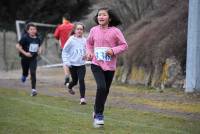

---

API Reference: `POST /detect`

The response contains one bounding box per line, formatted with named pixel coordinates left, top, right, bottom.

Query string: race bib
left=29, top=43, right=39, bottom=52
left=94, top=47, right=111, bottom=61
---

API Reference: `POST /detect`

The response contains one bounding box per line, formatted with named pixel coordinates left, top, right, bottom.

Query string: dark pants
left=91, top=64, right=115, bottom=115
left=21, top=58, right=37, bottom=89
left=68, top=65, right=86, bottom=98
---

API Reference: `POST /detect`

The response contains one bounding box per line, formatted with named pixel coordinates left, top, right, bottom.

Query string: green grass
left=111, top=84, right=200, bottom=113
left=0, top=88, right=200, bottom=134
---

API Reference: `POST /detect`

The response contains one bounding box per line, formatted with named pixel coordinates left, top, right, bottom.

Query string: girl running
left=62, top=22, right=87, bottom=105
left=86, top=7, right=128, bottom=127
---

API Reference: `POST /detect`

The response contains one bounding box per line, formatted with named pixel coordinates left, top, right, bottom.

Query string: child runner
left=16, top=23, right=42, bottom=96
left=62, top=22, right=87, bottom=105
left=54, top=13, right=74, bottom=86
left=86, top=7, right=128, bottom=127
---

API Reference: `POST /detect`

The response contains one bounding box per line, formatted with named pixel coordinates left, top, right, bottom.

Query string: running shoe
left=80, top=98, right=86, bottom=105
left=93, top=113, right=104, bottom=128
left=21, top=75, right=26, bottom=83
left=68, top=88, right=75, bottom=95
left=31, top=90, right=37, bottom=97
left=66, top=83, right=75, bottom=95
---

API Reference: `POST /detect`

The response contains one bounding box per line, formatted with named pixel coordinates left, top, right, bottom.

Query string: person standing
left=54, top=13, right=74, bottom=86
left=86, top=7, right=128, bottom=127
left=16, top=23, right=42, bottom=96
left=62, top=22, right=87, bottom=105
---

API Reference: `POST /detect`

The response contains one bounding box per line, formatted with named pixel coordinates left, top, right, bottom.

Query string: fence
left=0, top=29, right=61, bottom=71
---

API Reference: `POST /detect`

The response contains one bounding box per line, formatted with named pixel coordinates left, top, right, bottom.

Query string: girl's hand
left=25, top=52, right=32, bottom=57
left=106, top=49, right=114, bottom=56
left=86, top=53, right=93, bottom=61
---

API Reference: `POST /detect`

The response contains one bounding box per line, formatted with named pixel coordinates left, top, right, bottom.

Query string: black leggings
left=91, top=64, right=115, bottom=115
left=21, top=58, right=37, bottom=89
left=68, top=65, right=86, bottom=98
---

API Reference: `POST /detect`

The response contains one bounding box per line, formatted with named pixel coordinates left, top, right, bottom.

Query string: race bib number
left=94, top=47, right=111, bottom=61
left=29, top=43, right=39, bottom=52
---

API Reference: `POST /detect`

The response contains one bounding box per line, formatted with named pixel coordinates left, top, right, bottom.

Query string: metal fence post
left=186, top=0, right=200, bottom=92
left=3, top=29, right=8, bottom=71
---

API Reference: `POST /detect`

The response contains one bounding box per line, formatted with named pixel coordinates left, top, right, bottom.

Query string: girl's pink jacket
left=86, top=25, right=128, bottom=71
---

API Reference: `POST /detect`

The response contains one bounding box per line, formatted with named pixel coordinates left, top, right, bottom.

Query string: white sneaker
left=80, top=98, right=86, bottom=105
left=93, top=114, right=104, bottom=128
left=31, top=89, right=37, bottom=97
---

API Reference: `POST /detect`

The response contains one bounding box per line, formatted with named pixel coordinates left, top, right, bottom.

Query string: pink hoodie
left=86, top=25, right=128, bottom=71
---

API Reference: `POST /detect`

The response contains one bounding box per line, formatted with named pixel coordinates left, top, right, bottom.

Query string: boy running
left=16, top=23, right=42, bottom=96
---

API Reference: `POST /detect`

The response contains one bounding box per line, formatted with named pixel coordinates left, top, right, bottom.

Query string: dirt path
left=0, top=67, right=200, bottom=121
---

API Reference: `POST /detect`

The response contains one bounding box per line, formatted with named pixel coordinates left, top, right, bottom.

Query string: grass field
left=0, top=87, right=200, bottom=134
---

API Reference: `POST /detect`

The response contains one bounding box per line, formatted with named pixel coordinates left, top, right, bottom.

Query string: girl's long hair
left=94, top=7, right=122, bottom=27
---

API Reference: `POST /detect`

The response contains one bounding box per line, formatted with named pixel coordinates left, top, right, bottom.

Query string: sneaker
left=64, top=77, right=70, bottom=85
left=66, top=83, right=75, bottom=95
left=68, top=88, right=75, bottom=95
left=80, top=98, right=86, bottom=105
left=93, top=113, right=104, bottom=128
left=21, top=76, right=27, bottom=83
left=31, top=90, right=37, bottom=97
